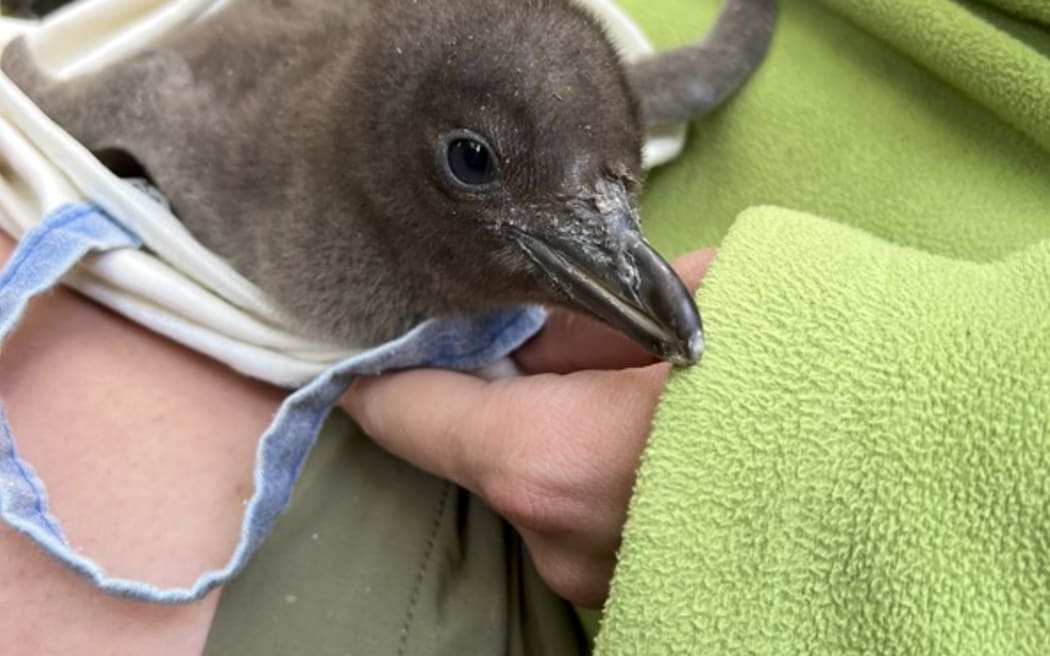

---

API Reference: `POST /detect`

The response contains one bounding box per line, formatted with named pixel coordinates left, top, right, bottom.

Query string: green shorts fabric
left=204, top=412, right=590, bottom=656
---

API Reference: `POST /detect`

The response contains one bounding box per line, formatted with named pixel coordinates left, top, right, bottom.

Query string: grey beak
left=513, top=226, right=704, bottom=366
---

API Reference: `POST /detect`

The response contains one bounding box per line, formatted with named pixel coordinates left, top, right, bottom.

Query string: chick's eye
left=447, top=138, right=496, bottom=187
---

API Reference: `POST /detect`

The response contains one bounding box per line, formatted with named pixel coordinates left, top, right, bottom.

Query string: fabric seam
left=397, top=482, right=453, bottom=656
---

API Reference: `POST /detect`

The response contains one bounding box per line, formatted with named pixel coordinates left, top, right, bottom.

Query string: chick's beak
left=511, top=182, right=704, bottom=366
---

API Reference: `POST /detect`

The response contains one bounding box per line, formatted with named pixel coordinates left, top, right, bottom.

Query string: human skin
left=0, top=229, right=713, bottom=650
left=0, top=233, right=282, bottom=655
left=341, top=249, right=716, bottom=607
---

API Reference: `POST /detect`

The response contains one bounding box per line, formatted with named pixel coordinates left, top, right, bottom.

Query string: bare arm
left=0, top=233, right=283, bottom=655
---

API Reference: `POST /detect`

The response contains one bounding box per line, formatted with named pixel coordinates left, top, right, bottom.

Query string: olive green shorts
left=204, top=412, right=590, bottom=656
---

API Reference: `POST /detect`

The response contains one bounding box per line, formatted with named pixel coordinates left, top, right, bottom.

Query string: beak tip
left=669, top=329, right=704, bottom=367
left=688, top=330, right=705, bottom=360
left=513, top=224, right=706, bottom=367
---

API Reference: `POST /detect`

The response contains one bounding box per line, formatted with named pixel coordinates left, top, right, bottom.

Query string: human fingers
left=340, top=363, right=670, bottom=606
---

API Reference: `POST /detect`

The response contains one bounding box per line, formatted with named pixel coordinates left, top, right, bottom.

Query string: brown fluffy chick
left=1, top=0, right=776, bottom=364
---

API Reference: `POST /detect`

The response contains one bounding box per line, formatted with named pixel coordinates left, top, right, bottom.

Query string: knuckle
left=481, top=469, right=569, bottom=533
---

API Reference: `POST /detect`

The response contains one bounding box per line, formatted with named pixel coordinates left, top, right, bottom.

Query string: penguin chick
left=1, top=0, right=776, bottom=365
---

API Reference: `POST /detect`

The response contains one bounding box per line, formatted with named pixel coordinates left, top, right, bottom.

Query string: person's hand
left=340, top=248, right=716, bottom=608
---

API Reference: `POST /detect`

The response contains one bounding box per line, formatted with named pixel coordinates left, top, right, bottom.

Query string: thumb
left=340, top=370, right=513, bottom=494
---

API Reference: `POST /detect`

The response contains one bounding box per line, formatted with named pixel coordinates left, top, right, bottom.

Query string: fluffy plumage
left=1, top=0, right=776, bottom=360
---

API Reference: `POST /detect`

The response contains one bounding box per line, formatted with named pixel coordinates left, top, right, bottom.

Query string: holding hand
left=341, top=249, right=715, bottom=607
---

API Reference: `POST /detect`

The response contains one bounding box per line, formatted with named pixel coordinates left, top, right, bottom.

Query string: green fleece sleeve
left=979, top=0, right=1050, bottom=25
left=597, top=208, right=1050, bottom=655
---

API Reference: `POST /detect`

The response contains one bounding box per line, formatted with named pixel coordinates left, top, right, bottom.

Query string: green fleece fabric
left=616, top=0, right=1050, bottom=260
left=598, top=1, right=1050, bottom=653
left=982, top=0, right=1050, bottom=24
left=601, top=210, right=1050, bottom=654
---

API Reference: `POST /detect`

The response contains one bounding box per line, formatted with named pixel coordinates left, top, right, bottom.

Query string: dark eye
left=447, top=137, right=496, bottom=187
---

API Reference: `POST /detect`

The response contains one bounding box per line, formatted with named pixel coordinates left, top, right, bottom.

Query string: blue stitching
left=0, top=205, right=96, bottom=293
left=0, top=406, right=64, bottom=541
left=0, top=205, right=127, bottom=545
left=424, top=312, right=531, bottom=365
left=286, top=405, right=333, bottom=486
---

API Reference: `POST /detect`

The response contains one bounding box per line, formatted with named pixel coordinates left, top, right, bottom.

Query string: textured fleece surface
left=980, top=0, right=1050, bottom=24
left=598, top=0, right=1050, bottom=653
left=616, top=0, right=1050, bottom=260
left=599, top=209, right=1050, bottom=654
